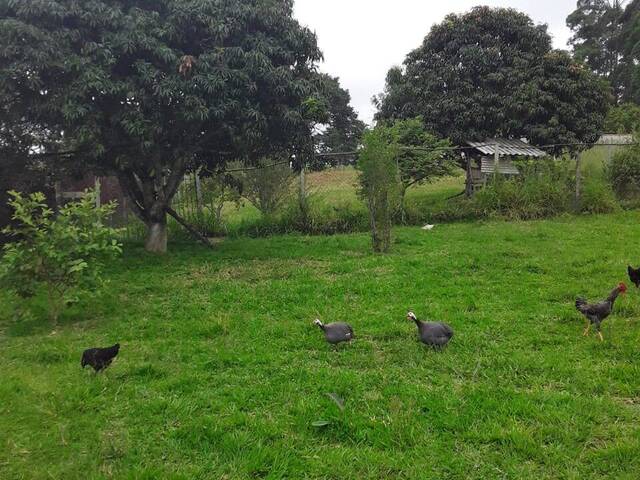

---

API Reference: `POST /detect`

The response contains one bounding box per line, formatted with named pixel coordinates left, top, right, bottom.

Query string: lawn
left=2, top=212, right=640, bottom=479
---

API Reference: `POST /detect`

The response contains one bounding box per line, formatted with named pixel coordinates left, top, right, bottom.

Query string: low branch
left=446, top=190, right=466, bottom=200
left=165, top=206, right=213, bottom=249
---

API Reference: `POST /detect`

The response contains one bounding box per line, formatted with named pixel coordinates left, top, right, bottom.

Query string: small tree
left=357, top=129, right=400, bottom=253
left=235, top=158, right=295, bottom=216
left=0, top=190, right=122, bottom=323
left=384, top=118, right=456, bottom=220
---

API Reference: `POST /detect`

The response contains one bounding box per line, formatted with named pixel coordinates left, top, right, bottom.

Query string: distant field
left=2, top=211, right=640, bottom=478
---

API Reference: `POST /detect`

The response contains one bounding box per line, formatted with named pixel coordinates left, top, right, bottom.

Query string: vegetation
left=0, top=0, right=322, bottom=253
left=381, top=118, right=456, bottom=221
left=605, top=103, right=640, bottom=133
left=375, top=6, right=610, bottom=154
left=2, top=214, right=640, bottom=478
left=606, top=140, right=640, bottom=201
left=357, top=128, right=400, bottom=252
left=233, top=159, right=296, bottom=216
left=567, top=0, right=640, bottom=103
left=0, top=190, right=122, bottom=323
left=313, top=74, right=366, bottom=158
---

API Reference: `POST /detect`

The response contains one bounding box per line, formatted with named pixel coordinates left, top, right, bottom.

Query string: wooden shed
left=464, top=139, right=547, bottom=195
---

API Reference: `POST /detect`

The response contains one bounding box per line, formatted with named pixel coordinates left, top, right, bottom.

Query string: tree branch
left=165, top=206, right=213, bottom=249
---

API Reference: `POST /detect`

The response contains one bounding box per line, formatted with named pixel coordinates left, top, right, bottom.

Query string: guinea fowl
left=313, top=319, right=354, bottom=346
left=575, top=283, right=627, bottom=342
left=407, top=311, right=454, bottom=349
left=628, top=265, right=640, bottom=288
left=81, top=343, right=120, bottom=372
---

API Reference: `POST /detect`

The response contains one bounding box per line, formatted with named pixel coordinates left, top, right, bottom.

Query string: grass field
left=3, top=212, right=640, bottom=479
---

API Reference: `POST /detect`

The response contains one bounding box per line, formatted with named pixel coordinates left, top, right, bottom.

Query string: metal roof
left=467, top=139, right=547, bottom=157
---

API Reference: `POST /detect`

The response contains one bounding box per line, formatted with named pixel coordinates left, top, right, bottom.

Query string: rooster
left=81, top=343, right=120, bottom=372
left=628, top=265, right=640, bottom=288
left=575, top=283, right=627, bottom=341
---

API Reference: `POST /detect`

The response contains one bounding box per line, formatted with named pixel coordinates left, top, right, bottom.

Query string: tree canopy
left=567, top=0, right=640, bottom=103
left=313, top=74, right=365, bottom=155
left=375, top=6, right=611, bottom=153
left=0, top=0, right=322, bottom=252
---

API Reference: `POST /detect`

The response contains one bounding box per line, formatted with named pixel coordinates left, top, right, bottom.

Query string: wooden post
left=494, top=140, right=500, bottom=177
left=94, top=177, right=101, bottom=208
left=575, top=153, right=582, bottom=211
left=54, top=181, right=63, bottom=211
left=299, top=163, right=306, bottom=206
left=194, top=170, right=203, bottom=216
left=465, top=156, right=473, bottom=197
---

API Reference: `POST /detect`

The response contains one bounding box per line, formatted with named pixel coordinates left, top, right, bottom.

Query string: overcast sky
left=293, top=0, right=579, bottom=124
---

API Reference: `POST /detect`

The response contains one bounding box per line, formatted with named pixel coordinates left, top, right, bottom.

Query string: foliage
left=382, top=118, right=457, bottom=216
left=313, top=74, right=366, bottom=157
left=234, top=159, right=295, bottom=216
left=604, top=102, right=640, bottom=133
left=0, top=190, right=122, bottom=322
left=357, top=128, right=400, bottom=252
left=375, top=6, right=610, bottom=155
left=0, top=0, right=322, bottom=252
left=567, top=0, right=626, bottom=98
left=606, top=140, right=640, bottom=199
left=443, top=159, right=619, bottom=221
left=197, top=170, right=242, bottom=235
left=567, top=0, right=640, bottom=103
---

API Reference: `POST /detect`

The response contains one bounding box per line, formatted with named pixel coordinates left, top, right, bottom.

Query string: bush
left=435, top=159, right=620, bottom=221
left=234, top=158, right=295, bottom=216
left=580, top=175, right=620, bottom=214
left=0, top=190, right=122, bottom=323
left=606, top=142, right=640, bottom=201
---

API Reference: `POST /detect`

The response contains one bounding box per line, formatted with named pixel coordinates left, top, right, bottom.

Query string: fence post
left=194, top=170, right=203, bottom=217
left=299, top=162, right=306, bottom=207
left=494, top=140, right=500, bottom=177
left=574, top=153, right=582, bottom=211
left=94, top=177, right=101, bottom=208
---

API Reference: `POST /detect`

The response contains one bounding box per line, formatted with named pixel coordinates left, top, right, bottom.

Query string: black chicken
left=628, top=265, right=640, bottom=288
left=81, top=343, right=120, bottom=372
left=575, top=283, right=627, bottom=342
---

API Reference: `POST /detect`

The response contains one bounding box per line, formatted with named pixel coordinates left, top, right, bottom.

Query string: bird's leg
left=582, top=321, right=591, bottom=337
left=597, top=328, right=604, bottom=342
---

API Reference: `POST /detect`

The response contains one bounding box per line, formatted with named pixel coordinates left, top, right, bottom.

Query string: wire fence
left=92, top=139, right=635, bottom=241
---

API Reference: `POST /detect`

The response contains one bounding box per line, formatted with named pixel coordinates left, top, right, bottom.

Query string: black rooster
left=575, top=283, right=627, bottom=341
left=628, top=265, right=640, bottom=288
left=81, top=343, right=120, bottom=372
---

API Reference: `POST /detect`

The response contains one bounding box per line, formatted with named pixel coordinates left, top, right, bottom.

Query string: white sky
left=294, top=0, right=578, bottom=124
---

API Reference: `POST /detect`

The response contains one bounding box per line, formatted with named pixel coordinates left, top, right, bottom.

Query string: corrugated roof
left=467, top=139, right=546, bottom=157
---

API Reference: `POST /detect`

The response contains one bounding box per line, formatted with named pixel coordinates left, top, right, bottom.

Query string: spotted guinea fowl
left=313, top=319, right=354, bottom=345
left=407, top=311, right=454, bottom=348
left=81, top=343, right=120, bottom=372
left=576, top=283, right=627, bottom=342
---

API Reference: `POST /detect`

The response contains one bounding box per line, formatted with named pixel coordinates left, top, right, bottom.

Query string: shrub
left=606, top=142, right=640, bottom=201
left=234, top=158, right=295, bottom=216
left=580, top=175, right=620, bottom=214
left=0, top=190, right=122, bottom=323
left=357, top=128, right=401, bottom=252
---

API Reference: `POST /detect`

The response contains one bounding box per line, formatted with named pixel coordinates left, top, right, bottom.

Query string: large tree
left=567, top=1, right=625, bottom=99
left=375, top=6, right=610, bottom=152
left=0, top=0, right=321, bottom=253
left=313, top=74, right=366, bottom=155
left=567, top=0, right=640, bottom=103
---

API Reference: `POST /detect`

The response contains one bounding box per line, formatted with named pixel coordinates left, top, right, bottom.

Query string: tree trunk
left=145, top=214, right=168, bottom=254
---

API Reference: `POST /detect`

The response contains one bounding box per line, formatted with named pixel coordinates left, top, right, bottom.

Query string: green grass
left=3, top=212, right=640, bottom=478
